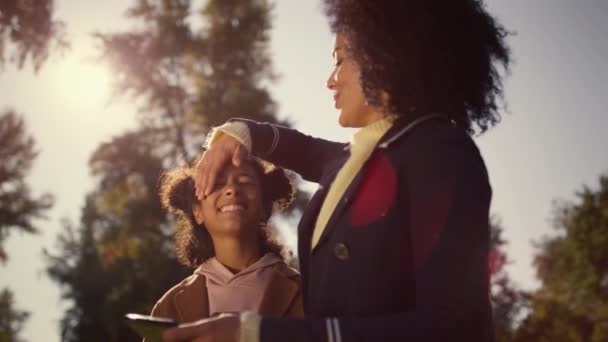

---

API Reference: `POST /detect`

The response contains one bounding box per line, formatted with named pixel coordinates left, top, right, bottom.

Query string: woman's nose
left=326, top=69, right=337, bottom=90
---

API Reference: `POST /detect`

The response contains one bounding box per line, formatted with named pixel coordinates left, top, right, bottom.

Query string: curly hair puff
left=158, top=158, right=296, bottom=268
left=323, top=0, right=512, bottom=134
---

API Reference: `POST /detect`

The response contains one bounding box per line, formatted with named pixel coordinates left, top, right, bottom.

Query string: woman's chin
left=338, top=111, right=352, bottom=127
left=338, top=110, right=369, bottom=128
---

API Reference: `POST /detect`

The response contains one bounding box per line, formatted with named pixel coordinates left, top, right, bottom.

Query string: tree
left=0, top=0, right=67, bottom=71
left=514, top=175, right=608, bottom=342
left=96, top=0, right=286, bottom=162
left=488, top=216, right=528, bottom=342
left=0, top=110, right=54, bottom=262
left=46, top=130, right=191, bottom=341
left=0, top=289, right=29, bottom=342
left=0, top=110, right=54, bottom=342
left=1, top=3, right=64, bottom=340
left=46, top=1, right=296, bottom=340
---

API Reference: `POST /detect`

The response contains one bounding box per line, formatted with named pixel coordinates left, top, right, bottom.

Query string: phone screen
left=124, top=313, right=177, bottom=342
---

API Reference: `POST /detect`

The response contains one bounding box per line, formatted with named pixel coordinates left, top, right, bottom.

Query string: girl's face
left=193, top=162, right=265, bottom=239
left=327, top=33, right=384, bottom=128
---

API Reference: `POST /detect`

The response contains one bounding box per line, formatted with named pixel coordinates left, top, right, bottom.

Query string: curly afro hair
left=323, top=0, right=511, bottom=134
left=159, top=158, right=296, bottom=268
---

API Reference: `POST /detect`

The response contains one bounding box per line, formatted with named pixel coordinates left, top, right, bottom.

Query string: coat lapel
left=312, top=168, right=366, bottom=252
left=257, top=264, right=299, bottom=317
left=298, top=184, right=329, bottom=252
left=173, top=274, right=210, bottom=323
left=310, top=115, right=447, bottom=252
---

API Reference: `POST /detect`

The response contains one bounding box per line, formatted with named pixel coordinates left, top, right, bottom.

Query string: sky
left=1, top=1, right=607, bottom=341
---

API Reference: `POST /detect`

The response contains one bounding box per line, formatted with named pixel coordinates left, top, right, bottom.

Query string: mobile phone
left=124, top=313, right=177, bottom=342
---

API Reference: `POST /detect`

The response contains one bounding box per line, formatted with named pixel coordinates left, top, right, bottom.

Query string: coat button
left=334, top=243, right=350, bottom=261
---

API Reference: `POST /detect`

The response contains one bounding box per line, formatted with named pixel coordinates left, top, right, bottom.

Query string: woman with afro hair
left=164, top=0, right=511, bottom=341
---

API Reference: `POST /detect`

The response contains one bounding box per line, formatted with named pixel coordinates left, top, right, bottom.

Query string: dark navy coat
left=231, top=115, right=495, bottom=342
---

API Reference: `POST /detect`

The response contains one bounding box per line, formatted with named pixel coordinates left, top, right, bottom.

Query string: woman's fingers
left=194, top=152, right=208, bottom=200
left=202, top=152, right=222, bottom=198
left=194, top=135, right=247, bottom=200
left=232, top=144, right=247, bottom=167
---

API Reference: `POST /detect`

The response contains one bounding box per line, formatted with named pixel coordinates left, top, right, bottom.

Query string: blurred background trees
left=489, top=216, right=528, bottom=342
left=44, top=1, right=298, bottom=341
left=0, top=0, right=67, bottom=71
left=0, top=110, right=53, bottom=342
left=0, top=111, right=54, bottom=264
left=0, top=288, right=29, bottom=342
left=1, top=1, right=62, bottom=340
left=513, top=175, right=608, bottom=342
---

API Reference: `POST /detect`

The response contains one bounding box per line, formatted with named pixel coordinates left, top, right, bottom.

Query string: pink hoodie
left=195, top=253, right=283, bottom=316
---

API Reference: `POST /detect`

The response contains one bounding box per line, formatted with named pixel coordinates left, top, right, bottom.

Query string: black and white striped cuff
left=325, top=318, right=342, bottom=342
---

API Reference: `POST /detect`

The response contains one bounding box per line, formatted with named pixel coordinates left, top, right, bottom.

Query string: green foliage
left=489, top=216, right=528, bottom=342
left=46, top=131, right=190, bottom=342
left=45, top=1, right=298, bottom=341
left=0, top=111, right=52, bottom=342
left=0, top=3, right=63, bottom=340
left=515, top=295, right=595, bottom=342
left=0, top=288, right=29, bottom=342
left=515, top=175, right=608, bottom=341
left=0, top=0, right=68, bottom=71
left=95, top=0, right=286, bottom=162
left=0, top=110, right=53, bottom=262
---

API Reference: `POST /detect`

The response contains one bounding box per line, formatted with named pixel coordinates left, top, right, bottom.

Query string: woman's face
left=193, top=162, right=265, bottom=239
left=327, top=33, right=384, bottom=127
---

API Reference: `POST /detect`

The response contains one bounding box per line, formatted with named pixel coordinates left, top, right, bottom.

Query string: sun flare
left=52, top=56, right=113, bottom=109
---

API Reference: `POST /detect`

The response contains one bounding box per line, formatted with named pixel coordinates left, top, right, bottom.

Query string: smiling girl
left=150, top=158, right=302, bottom=323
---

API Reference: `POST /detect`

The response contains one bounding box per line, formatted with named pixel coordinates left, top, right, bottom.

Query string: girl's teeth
left=221, top=204, right=244, bottom=212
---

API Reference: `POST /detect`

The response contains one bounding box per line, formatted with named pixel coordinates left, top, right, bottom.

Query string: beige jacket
left=150, top=262, right=304, bottom=323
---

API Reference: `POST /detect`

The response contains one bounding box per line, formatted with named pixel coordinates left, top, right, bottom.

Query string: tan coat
left=150, top=262, right=304, bottom=323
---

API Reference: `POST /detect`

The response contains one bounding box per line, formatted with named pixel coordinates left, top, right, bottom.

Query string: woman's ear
left=380, top=90, right=391, bottom=108
left=192, top=203, right=205, bottom=225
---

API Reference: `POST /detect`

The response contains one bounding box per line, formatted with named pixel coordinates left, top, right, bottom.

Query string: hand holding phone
left=124, top=313, right=177, bottom=342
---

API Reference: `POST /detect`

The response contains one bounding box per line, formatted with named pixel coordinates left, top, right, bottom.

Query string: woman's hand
left=162, top=314, right=240, bottom=342
left=195, top=134, right=248, bottom=200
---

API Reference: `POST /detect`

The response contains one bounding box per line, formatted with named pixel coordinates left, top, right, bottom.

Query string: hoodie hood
left=195, top=252, right=282, bottom=285
left=194, top=253, right=284, bottom=315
